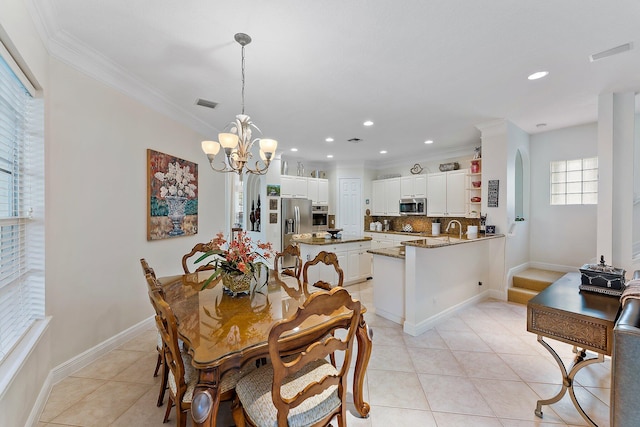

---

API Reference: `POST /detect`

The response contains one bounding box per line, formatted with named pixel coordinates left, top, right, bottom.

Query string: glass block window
left=550, top=157, right=598, bottom=205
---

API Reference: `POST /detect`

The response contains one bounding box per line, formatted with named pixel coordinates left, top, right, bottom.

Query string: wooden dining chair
left=232, top=287, right=361, bottom=427
left=149, top=288, right=252, bottom=426
left=303, top=251, right=344, bottom=290
left=274, top=244, right=302, bottom=279
left=140, top=257, right=156, bottom=279
left=181, top=241, right=217, bottom=274
left=143, top=270, right=169, bottom=407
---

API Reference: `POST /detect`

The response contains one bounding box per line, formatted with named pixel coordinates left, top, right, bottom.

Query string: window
left=550, top=157, right=598, bottom=205
left=0, top=48, right=44, bottom=364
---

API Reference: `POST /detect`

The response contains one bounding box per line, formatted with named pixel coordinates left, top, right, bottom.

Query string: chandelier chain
left=241, top=44, right=246, bottom=115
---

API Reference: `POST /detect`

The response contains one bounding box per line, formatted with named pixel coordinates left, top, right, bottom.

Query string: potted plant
left=196, top=231, right=274, bottom=295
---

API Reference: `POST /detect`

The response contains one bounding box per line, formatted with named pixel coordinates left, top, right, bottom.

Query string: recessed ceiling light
left=379, top=150, right=387, bottom=154
left=327, top=154, right=334, bottom=158
left=424, top=140, right=434, bottom=144
left=363, top=120, right=374, bottom=126
left=325, top=137, right=334, bottom=142
left=527, top=71, right=549, bottom=80
left=290, top=148, right=298, bottom=152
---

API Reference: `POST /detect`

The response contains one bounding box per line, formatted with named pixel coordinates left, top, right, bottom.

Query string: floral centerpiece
left=196, top=231, right=274, bottom=294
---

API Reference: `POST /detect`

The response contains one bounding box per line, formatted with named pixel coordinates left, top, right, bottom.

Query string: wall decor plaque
left=488, top=179, right=499, bottom=208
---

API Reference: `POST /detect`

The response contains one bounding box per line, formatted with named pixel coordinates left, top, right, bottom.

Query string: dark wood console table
left=527, top=272, right=620, bottom=426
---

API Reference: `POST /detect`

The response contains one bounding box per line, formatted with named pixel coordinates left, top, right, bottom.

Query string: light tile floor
left=38, top=281, right=611, bottom=426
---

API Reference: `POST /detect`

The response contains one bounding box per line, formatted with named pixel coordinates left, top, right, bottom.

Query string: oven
left=311, top=204, right=329, bottom=232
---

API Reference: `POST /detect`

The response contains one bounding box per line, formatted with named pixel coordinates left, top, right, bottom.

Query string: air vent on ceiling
left=348, top=138, right=362, bottom=143
left=195, top=98, right=219, bottom=109
left=589, top=42, right=633, bottom=62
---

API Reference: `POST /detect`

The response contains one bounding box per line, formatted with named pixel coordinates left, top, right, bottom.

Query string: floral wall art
left=147, top=149, right=198, bottom=240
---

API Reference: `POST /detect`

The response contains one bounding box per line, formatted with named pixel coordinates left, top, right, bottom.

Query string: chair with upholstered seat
left=148, top=289, right=248, bottom=426
left=302, top=251, right=344, bottom=290
left=140, top=258, right=167, bottom=404
left=181, top=241, right=217, bottom=274
left=274, top=244, right=303, bottom=279
left=140, top=257, right=156, bottom=279
left=232, top=287, right=361, bottom=427
left=142, top=268, right=170, bottom=407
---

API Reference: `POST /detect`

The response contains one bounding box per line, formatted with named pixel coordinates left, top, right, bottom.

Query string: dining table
left=158, top=269, right=373, bottom=427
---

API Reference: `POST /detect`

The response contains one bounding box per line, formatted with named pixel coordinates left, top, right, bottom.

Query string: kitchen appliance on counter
left=311, top=204, right=329, bottom=233
left=281, top=198, right=312, bottom=268
left=399, top=198, right=427, bottom=215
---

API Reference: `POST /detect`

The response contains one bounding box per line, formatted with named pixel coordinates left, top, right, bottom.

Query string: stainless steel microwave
left=399, top=198, right=427, bottom=215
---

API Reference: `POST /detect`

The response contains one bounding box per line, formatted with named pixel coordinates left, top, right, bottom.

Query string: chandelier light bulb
left=218, top=133, right=239, bottom=149
left=201, top=140, right=220, bottom=155
left=259, top=138, right=278, bottom=154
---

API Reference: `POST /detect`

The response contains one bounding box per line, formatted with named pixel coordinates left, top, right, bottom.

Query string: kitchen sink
left=425, top=236, right=463, bottom=245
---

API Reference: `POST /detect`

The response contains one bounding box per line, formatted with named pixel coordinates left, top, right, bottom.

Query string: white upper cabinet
left=281, top=176, right=308, bottom=198
left=427, top=169, right=468, bottom=217
left=372, top=177, right=400, bottom=216
left=307, top=178, right=329, bottom=204
left=400, top=175, right=427, bottom=198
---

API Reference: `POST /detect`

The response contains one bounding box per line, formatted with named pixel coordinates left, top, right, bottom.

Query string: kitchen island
left=369, top=234, right=505, bottom=336
left=294, top=235, right=373, bottom=286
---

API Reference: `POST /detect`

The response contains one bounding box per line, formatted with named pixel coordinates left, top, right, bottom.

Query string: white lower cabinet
left=364, top=232, right=395, bottom=249
left=298, top=241, right=371, bottom=286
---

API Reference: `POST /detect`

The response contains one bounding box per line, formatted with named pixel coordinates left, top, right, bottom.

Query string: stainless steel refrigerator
left=281, top=198, right=312, bottom=268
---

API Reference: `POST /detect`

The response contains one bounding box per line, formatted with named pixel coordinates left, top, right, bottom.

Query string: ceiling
left=30, top=0, right=640, bottom=167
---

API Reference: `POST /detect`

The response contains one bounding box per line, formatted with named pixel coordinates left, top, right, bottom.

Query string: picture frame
left=147, top=149, right=198, bottom=240
left=269, top=213, right=278, bottom=224
left=267, top=184, right=280, bottom=197
left=269, top=198, right=278, bottom=211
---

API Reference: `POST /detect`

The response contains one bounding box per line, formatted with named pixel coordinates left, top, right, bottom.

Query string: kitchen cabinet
left=298, top=240, right=371, bottom=286
left=426, top=169, right=468, bottom=217
left=364, top=232, right=395, bottom=249
left=372, top=177, right=401, bottom=216
left=307, top=177, right=329, bottom=205
left=281, top=176, right=308, bottom=198
left=400, top=175, right=427, bottom=198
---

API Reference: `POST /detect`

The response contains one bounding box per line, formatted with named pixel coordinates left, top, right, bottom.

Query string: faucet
left=445, top=220, right=463, bottom=239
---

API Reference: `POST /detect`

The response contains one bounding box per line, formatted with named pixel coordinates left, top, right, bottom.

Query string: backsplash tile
left=365, top=215, right=481, bottom=235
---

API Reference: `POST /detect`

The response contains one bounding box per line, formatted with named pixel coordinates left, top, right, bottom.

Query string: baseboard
left=50, top=315, right=155, bottom=384
left=403, top=290, right=490, bottom=336
left=506, top=262, right=530, bottom=291
left=373, top=307, right=404, bottom=326
left=488, top=289, right=507, bottom=300
left=25, top=371, right=53, bottom=427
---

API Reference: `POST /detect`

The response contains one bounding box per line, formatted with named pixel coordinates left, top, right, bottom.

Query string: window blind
left=0, top=49, right=44, bottom=364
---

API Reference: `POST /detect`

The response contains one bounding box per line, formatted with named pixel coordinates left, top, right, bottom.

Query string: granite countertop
left=293, top=236, right=373, bottom=245
left=367, top=234, right=505, bottom=259
left=402, top=233, right=505, bottom=248
left=368, top=246, right=406, bottom=259
left=366, top=230, right=429, bottom=237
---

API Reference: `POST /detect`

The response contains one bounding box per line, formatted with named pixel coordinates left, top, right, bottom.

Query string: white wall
left=0, top=3, right=227, bottom=424
left=529, top=123, right=598, bottom=268
left=47, top=57, right=226, bottom=367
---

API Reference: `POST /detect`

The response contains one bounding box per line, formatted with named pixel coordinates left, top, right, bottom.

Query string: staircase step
left=507, top=287, right=539, bottom=305
left=512, top=268, right=565, bottom=292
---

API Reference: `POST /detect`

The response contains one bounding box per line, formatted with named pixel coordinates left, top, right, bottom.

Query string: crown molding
left=27, top=0, right=216, bottom=137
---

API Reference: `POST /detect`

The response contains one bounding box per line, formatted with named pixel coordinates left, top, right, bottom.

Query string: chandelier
left=201, top=33, right=277, bottom=177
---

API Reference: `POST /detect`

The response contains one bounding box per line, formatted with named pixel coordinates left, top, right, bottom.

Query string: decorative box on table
left=579, top=255, right=626, bottom=296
